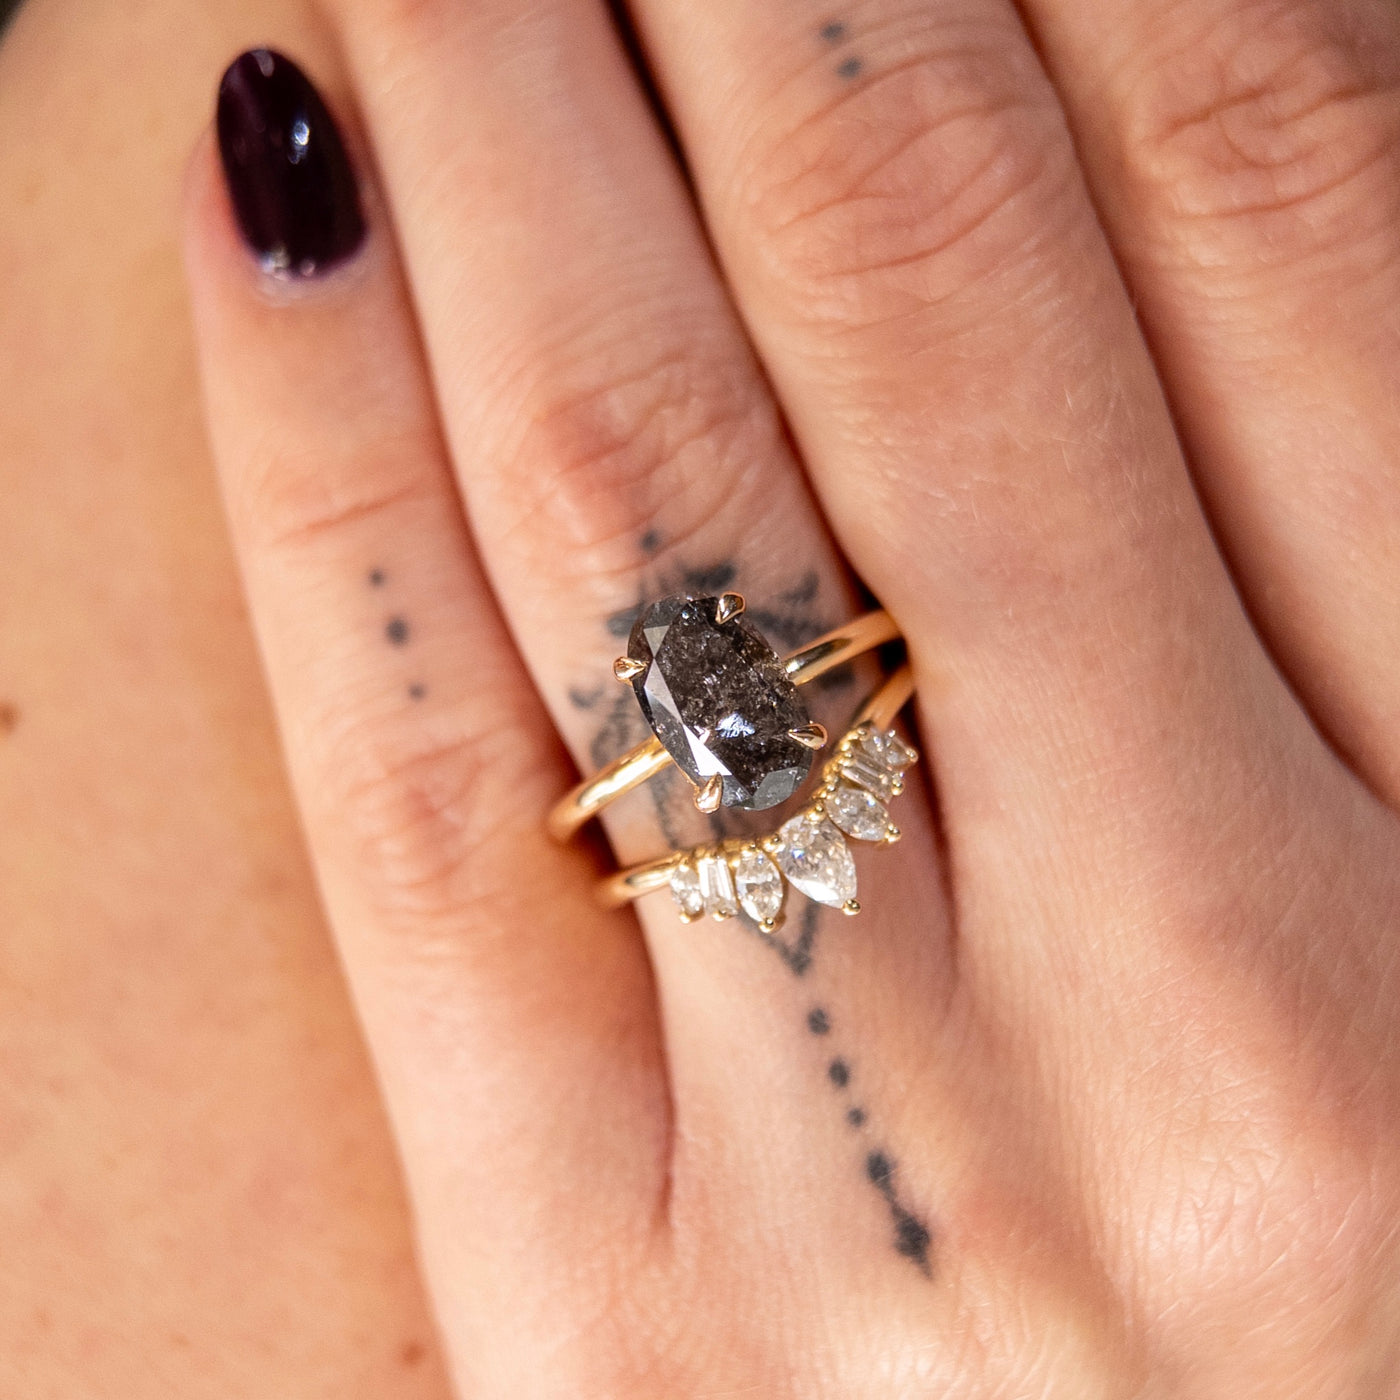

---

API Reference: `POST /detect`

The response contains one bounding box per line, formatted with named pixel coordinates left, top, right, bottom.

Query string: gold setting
left=598, top=666, right=916, bottom=928
left=548, top=607, right=901, bottom=841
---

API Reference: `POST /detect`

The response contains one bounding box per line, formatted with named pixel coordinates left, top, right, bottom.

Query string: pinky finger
left=182, top=49, right=668, bottom=1386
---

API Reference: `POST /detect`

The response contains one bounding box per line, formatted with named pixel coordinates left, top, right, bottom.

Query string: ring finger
left=331, top=0, right=955, bottom=1253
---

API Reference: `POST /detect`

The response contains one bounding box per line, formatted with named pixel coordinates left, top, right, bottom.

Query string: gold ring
left=598, top=664, right=917, bottom=929
left=548, top=591, right=917, bottom=928
left=547, top=594, right=902, bottom=840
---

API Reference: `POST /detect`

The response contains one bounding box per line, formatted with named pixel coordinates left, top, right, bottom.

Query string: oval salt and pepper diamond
left=626, top=594, right=816, bottom=811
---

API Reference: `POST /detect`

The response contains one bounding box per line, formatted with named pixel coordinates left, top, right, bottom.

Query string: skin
left=6, top=0, right=1400, bottom=1394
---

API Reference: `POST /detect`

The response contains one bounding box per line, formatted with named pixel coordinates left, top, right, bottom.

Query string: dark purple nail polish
left=216, top=49, right=365, bottom=277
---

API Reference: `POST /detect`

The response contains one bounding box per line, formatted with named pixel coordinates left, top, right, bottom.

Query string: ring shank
left=546, top=608, right=901, bottom=841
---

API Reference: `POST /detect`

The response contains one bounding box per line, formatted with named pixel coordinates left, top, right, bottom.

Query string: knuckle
left=315, top=707, right=540, bottom=921
left=238, top=426, right=441, bottom=557
left=1118, top=1, right=1400, bottom=228
left=741, top=24, right=1078, bottom=313
left=500, top=335, right=781, bottom=574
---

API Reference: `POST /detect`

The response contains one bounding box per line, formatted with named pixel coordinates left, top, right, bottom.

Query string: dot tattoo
left=385, top=616, right=410, bottom=647
left=408, top=683, right=426, bottom=701
left=807, top=1008, right=935, bottom=1276
left=836, top=55, right=863, bottom=80
left=368, top=567, right=386, bottom=587
left=819, top=19, right=847, bottom=42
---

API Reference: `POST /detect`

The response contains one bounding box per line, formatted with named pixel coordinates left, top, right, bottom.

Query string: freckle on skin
left=0, top=702, right=18, bottom=735
left=399, top=1339, right=427, bottom=1368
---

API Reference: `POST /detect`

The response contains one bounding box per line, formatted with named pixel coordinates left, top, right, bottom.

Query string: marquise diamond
left=734, top=847, right=785, bottom=926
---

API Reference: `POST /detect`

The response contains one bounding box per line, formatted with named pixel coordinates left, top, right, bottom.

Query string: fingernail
left=216, top=49, right=366, bottom=278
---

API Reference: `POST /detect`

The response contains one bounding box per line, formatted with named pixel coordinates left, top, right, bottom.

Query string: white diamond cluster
left=667, top=724, right=918, bottom=930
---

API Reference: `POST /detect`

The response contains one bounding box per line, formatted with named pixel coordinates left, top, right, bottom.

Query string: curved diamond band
left=546, top=598, right=902, bottom=841
left=596, top=665, right=916, bottom=930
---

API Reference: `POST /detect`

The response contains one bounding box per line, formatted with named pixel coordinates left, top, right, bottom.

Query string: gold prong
left=613, top=656, right=646, bottom=682
left=884, top=826, right=902, bottom=844
left=714, top=592, right=746, bottom=625
left=695, top=775, right=724, bottom=814
left=759, top=918, right=780, bottom=934
left=843, top=899, right=861, bottom=916
left=789, top=722, right=828, bottom=750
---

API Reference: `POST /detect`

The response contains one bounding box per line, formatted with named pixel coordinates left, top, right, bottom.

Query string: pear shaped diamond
left=859, top=728, right=918, bottom=772
left=826, top=783, right=891, bottom=842
left=774, top=814, right=856, bottom=908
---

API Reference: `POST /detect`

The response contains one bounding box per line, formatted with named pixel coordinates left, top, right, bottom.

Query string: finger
left=328, top=0, right=957, bottom=1220
left=181, top=52, right=666, bottom=1387
left=1017, top=0, right=1400, bottom=806
left=621, top=1, right=1400, bottom=1374
left=621, top=2, right=1331, bottom=972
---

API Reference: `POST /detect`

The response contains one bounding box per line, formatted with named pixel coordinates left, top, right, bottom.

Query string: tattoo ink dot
left=807, top=1007, right=831, bottom=1036
left=894, top=1209, right=933, bottom=1275
left=639, top=528, right=662, bottom=556
left=408, top=683, right=426, bottom=701
left=820, top=20, right=847, bottom=42
left=368, top=568, right=386, bottom=587
left=866, top=1150, right=894, bottom=1194
left=846, top=1106, right=867, bottom=1128
left=863, top=1150, right=933, bottom=1274
left=828, top=1058, right=850, bottom=1089
left=779, top=571, right=820, bottom=607
left=385, top=616, right=410, bottom=647
left=683, top=562, right=736, bottom=593
left=570, top=685, right=605, bottom=711
left=837, top=55, right=864, bottom=80
left=606, top=606, right=639, bottom=639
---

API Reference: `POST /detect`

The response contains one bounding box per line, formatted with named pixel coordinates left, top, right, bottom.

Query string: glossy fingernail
left=216, top=49, right=365, bottom=278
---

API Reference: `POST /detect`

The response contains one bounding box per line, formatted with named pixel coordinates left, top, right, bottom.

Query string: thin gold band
left=596, top=663, right=915, bottom=910
left=546, top=608, right=901, bottom=842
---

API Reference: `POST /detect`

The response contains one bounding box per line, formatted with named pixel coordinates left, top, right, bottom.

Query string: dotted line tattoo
left=368, top=567, right=427, bottom=701
left=807, top=1003, right=934, bottom=1277
left=819, top=16, right=864, bottom=81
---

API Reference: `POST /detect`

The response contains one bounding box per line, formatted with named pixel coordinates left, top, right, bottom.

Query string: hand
left=182, top=3, right=1400, bottom=1393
